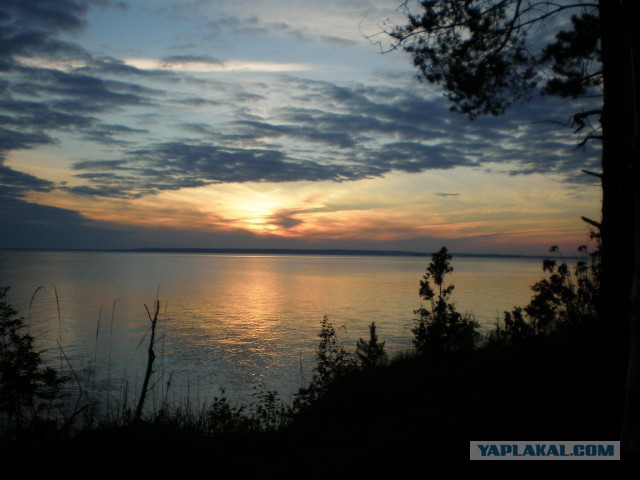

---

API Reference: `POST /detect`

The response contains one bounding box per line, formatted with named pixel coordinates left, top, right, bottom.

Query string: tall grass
left=0, top=287, right=294, bottom=441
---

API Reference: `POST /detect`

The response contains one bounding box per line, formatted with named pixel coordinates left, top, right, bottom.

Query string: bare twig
left=134, top=299, right=160, bottom=421
left=581, top=216, right=602, bottom=229
left=582, top=169, right=603, bottom=179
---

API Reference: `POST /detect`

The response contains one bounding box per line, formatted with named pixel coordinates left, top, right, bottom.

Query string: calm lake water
left=0, top=251, right=546, bottom=407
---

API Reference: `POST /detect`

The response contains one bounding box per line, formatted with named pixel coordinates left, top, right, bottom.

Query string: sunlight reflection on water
left=0, top=251, right=546, bottom=406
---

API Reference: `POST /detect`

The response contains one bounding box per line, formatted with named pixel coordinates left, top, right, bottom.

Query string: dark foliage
left=0, top=287, right=64, bottom=437
left=388, top=1, right=602, bottom=119
left=488, top=243, right=600, bottom=346
left=390, top=1, right=536, bottom=117
left=413, top=247, right=480, bottom=353
left=356, top=321, right=388, bottom=368
left=202, top=393, right=255, bottom=436
left=249, top=386, right=287, bottom=432
left=541, top=12, right=602, bottom=99
left=293, top=315, right=357, bottom=409
left=279, top=322, right=624, bottom=470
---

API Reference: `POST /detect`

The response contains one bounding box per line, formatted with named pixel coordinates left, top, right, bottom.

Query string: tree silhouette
left=488, top=243, right=600, bottom=346
left=413, top=247, right=480, bottom=353
left=386, top=1, right=639, bottom=454
left=294, top=316, right=356, bottom=409
left=356, top=322, right=388, bottom=367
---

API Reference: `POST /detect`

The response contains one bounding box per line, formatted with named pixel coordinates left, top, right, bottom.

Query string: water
left=0, top=251, right=545, bottom=406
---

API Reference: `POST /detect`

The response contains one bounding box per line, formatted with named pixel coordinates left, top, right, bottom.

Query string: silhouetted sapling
left=294, top=316, right=356, bottom=409
left=356, top=322, right=388, bottom=368
left=413, top=247, right=480, bottom=353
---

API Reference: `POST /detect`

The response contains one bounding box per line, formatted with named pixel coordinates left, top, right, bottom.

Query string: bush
left=487, top=244, right=600, bottom=346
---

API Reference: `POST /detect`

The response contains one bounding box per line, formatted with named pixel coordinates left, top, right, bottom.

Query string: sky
left=0, top=0, right=602, bottom=255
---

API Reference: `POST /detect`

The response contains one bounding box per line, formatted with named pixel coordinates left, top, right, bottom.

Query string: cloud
left=274, top=77, right=600, bottom=177
left=266, top=209, right=305, bottom=230
left=0, top=64, right=159, bottom=166
left=71, top=142, right=365, bottom=198
left=317, top=35, right=358, bottom=48
left=0, top=1, right=97, bottom=70
left=80, top=56, right=177, bottom=79
left=200, top=5, right=364, bottom=47
left=68, top=136, right=474, bottom=199
left=0, top=97, right=95, bottom=129
left=81, top=123, right=149, bottom=145
left=0, top=163, right=109, bottom=249
left=0, top=195, right=130, bottom=249
left=1, top=3, right=174, bottom=206
left=370, top=142, right=476, bottom=172
left=234, top=120, right=357, bottom=148
left=40, top=70, right=159, bottom=108
left=0, top=127, right=53, bottom=155
left=73, top=159, right=128, bottom=170
left=125, top=57, right=311, bottom=73
left=65, top=75, right=599, bottom=199
left=1, top=1, right=88, bottom=35
left=1, top=0, right=600, bottom=208
left=161, top=54, right=225, bottom=66
left=0, top=163, right=55, bottom=197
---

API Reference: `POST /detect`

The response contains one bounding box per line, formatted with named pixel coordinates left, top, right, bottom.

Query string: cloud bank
left=0, top=0, right=601, bottom=250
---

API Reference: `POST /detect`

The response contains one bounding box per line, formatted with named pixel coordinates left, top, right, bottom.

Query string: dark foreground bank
left=2, top=319, right=626, bottom=476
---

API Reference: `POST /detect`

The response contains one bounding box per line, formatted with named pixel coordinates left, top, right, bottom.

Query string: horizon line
left=0, top=247, right=550, bottom=259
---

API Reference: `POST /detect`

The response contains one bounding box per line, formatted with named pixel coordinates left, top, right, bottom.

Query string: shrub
left=249, top=386, right=287, bottom=431
left=487, top=243, right=600, bottom=346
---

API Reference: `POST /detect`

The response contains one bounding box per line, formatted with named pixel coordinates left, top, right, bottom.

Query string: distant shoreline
left=0, top=247, right=549, bottom=259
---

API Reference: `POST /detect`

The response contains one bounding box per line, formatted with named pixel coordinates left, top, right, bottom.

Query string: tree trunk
left=599, top=0, right=634, bottom=337
left=627, top=189, right=640, bottom=456
left=623, top=0, right=640, bottom=457
left=600, top=0, right=640, bottom=457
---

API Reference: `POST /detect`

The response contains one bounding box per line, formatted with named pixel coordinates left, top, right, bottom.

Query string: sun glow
left=20, top=165, right=598, bottom=254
